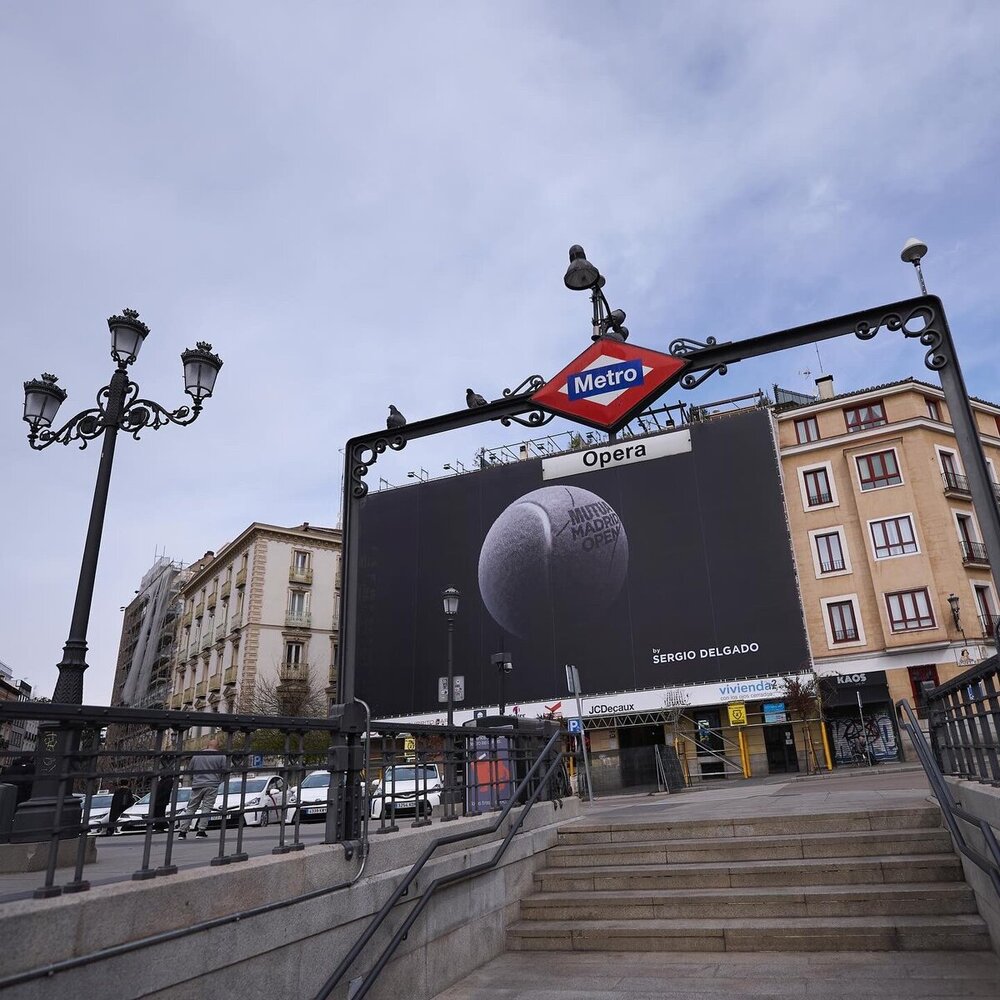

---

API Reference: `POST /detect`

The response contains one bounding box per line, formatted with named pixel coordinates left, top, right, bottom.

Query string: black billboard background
left=355, top=409, right=810, bottom=717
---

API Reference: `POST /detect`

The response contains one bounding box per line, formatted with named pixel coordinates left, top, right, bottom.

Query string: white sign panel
left=542, top=430, right=692, bottom=481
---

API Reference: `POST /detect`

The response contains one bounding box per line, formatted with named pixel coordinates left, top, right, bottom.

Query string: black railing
left=897, top=696, right=1000, bottom=898
left=314, top=724, right=566, bottom=1000
left=978, top=614, right=1000, bottom=640
left=961, top=540, right=990, bottom=566
left=832, top=627, right=859, bottom=643
left=819, top=558, right=846, bottom=573
left=0, top=701, right=559, bottom=901
left=941, top=469, right=971, bottom=495
left=807, top=491, right=832, bottom=506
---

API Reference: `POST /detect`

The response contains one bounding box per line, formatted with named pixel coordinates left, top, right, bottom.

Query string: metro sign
left=531, top=339, right=689, bottom=432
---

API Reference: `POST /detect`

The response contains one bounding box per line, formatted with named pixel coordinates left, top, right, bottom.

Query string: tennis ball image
left=478, top=485, right=628, bottom=638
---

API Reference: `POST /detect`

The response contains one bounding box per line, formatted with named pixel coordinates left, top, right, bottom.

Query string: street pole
left=566, top=665, right=594, bottom=803
left=857, top=691, right=872, bottom=768
left=446, top=615, right=455, bottom=728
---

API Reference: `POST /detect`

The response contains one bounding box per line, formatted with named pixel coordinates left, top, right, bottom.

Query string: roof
left=775, top=375, right=1000, bottom=414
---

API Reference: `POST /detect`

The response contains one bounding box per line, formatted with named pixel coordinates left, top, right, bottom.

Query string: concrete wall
left=0, top=798, right=579, bottom=999
left=943, top=776, right=1000, bottom=954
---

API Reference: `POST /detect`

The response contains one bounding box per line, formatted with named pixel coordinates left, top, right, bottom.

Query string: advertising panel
left=355, top=409, right=809, bottom=717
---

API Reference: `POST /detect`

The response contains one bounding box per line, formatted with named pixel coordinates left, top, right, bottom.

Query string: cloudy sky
left=3, top=2, right=1000, bottom=704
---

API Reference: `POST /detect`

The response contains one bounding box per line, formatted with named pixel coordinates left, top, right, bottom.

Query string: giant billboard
left=354, top=408, right=810, bottom=717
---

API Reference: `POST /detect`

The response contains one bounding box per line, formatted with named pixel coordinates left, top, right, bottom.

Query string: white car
left=370, top=764, right=442, bottom=819
left=115, top=787, right=193, bottom=834
left=76, top=791, right=114, bottom=835
left=211, top=774, right=284, bottom=827
left=285, top=770, right=332, bottom=824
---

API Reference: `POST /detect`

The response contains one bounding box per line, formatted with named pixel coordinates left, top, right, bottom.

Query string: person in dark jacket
left=177, top=737, right=227, bottom=838
left=106, top=780, right=134, bottom=835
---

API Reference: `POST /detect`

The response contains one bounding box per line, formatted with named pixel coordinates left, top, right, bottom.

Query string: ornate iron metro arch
left=335, top=293, right=1000, bottom=708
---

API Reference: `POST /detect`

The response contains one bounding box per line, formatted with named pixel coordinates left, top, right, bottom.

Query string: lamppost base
left=9, top=796, right=83, bottom=845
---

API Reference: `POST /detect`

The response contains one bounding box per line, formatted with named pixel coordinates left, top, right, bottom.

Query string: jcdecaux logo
left=566, top=359, right=644, bottom=401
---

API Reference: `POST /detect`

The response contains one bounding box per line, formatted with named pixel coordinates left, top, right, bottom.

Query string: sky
left=3, top=2, right=1000, bottom=704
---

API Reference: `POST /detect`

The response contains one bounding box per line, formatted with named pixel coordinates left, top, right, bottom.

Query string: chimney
left=815, top=375, right=835, bottom=400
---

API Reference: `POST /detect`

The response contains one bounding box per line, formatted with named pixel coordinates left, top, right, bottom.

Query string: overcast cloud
left=3, top=2, right=1000, bottom=703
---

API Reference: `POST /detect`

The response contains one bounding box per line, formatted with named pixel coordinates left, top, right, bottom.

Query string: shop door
left=763, top=724, right=800, bottom=774
left=692, top=708, right=725, bottom=780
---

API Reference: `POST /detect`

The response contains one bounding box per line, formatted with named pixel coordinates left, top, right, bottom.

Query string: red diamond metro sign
left=531, top=339, right=689, bottom=433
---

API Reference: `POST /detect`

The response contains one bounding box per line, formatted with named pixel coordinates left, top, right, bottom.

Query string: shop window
left=856, top=449, right=901, bottom=491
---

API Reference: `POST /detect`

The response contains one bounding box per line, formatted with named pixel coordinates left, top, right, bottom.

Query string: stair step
left=559, top=807, right=943, bottom=844
left=520, top=882, right=978, bottom=919
left=535, top=853, right=964, bottom=891
left=547, top=827, right=952, bottom=865
left=506, top=914, right=992, bottom=952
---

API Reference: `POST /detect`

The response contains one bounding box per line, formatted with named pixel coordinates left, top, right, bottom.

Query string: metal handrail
left=314, top=727, right=566, bottom=1000
left=895, top=698, right=1000, bottom=897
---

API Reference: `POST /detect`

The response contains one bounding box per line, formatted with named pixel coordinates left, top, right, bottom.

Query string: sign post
left=566, top=664, right=594, bottom=802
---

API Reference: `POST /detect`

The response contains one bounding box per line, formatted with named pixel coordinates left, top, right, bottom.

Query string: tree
left=781, top=674, right=823, bottom=775
left=239, top=663, right=330, bottom=766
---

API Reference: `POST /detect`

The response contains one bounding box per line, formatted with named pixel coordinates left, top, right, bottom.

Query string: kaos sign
left=532, top=338, right=688, bottom=432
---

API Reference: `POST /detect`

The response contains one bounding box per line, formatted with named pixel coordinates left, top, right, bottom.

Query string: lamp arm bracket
left=120, top=395, right=202, bottom=440
left=28, top=404, right=108, bottom=451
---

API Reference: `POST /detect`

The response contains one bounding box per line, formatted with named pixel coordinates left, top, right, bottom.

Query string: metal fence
left=923, top=654, right=1000, bottom=784
left=0, top=700, right=562, bottom=900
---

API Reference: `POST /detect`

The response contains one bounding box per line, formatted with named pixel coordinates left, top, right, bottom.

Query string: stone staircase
left=507, top=806, right=992, bottom=953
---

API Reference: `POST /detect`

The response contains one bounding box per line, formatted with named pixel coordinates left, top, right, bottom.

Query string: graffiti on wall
left=829, top=709, right=898, bottom=765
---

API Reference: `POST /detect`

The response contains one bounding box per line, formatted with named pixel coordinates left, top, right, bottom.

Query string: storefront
left=821, top=670, right=900, bottom=766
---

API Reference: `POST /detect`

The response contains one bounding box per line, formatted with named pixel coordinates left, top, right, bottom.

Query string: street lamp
left=13, top=308, right=222, bottom=850
left=491, top=651, right=513, bottom=715
left=563, top=245, right=629, bottom=342
left=442, top=587, right=460, bottom=727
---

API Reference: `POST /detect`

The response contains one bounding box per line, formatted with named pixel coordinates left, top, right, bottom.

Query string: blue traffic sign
left=568, top=719, right=582, bottom=733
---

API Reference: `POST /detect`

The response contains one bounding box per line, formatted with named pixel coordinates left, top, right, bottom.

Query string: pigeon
left=387, top=405, right=406, bottom=429
left=466, top=388, right=488, bottom=408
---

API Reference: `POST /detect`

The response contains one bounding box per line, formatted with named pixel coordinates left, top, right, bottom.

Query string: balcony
left=942, top=470, right=972, bottom=498
left=220, top=580, right=231, bottom=600
left=200, top=630, right=214, bottom=650
left=182, top=686, right=194, bottom=705
left=215, top=623, right=227, bottom=643
left=208, top=673, right=222, bottom=693
left=196, top=679, right=208, bottom=699
left=194, top=601, right=205, bottom=620
left=170, top=693, right=183, bottom=710
left=206, top=587, right=218, bottom=610
left=289, top=565, right=313, bottom=584
left=235, top=567, right=247, bottom=588
left=961, top=540, right=990, bottom=567
left=285, top=611, right=312, bottom=629
left=818, top=559, right=846, bottom=574
left=230, top=617, right=242, bottom=632
left=280, top=660, right=304, bottom=674
left=180, top=609, right=193, bottom=628
left=806, top=492, right=832, bottom=507
left=831, top=628, right=859, bottom=643
left=224, top=666, right=237, bottom=686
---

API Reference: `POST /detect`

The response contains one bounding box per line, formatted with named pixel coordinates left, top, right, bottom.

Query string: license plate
left=304, top=806, right=326, bottom=815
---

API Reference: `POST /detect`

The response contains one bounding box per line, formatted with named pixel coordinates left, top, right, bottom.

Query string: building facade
left=0, top=661, right=36, bottom=753
left=169, top=523, right=342, bottom=737
left=775, top=375, right=1000, bottom=764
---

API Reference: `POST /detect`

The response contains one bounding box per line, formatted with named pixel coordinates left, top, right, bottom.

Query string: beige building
left=169, top=522, right=342, bottom=731
left=775, top=375, right=1000, bottom=752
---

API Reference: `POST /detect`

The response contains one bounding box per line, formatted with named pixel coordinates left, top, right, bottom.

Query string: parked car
left=115, top=787, right=193, bottom=834
left=285, top=770, right=331, bottom=824
left=369, top=764, right=442, bottom=819
left=211, top=774, right=285, bottom=827
left=82, top=792, right=115, bottom=834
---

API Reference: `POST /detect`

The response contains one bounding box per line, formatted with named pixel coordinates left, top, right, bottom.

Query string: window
left=288, top=590, right=309, bottom=615
left=844, top=400, right=886, bottom=433
left=925, top=398, right=941, bottom=421
left=827, top=601, right=859, bottom=643
left=870, top=516, right=918, bottom=558
left=856, top=449, right=901, bottom=490
left=908, top=665, right=939, bottom=719
left=293, top=550, right=311, bottom=573
left=815, top=532, right=846, bottom=573
left=940, top=450, right=959, bottom=476
left=803, top=468, right=833, bottom=506
left=975, top=585, right=996, bottom=638
left=284, top=641, right=304, bottom=666
left=885, top=588, right=935, bottom=631
left=795, top=417, right=820, bottom=444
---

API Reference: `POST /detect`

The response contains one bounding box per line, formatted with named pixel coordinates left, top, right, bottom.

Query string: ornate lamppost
left=13, top=309, right=222, bottom=849
left=441, top=587, right=460, bottom=727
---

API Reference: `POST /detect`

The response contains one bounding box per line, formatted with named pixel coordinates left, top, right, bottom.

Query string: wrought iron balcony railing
left=285, top=611, right=311, bottom=628
left=961, top=540, right=990, bottom=566
left=942, top=469, right=972, bottom=497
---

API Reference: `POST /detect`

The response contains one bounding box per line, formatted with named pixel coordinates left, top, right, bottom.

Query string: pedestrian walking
left=107, top=780, right=134, bottom=835
left=177, top=737, right=227, bottom=839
